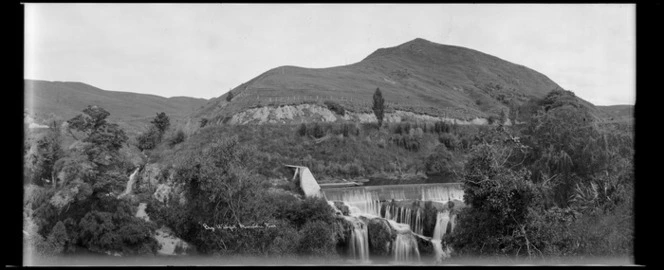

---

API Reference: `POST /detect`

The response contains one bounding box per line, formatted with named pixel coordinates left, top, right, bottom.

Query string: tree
left=451, top=143, right=542, bottom=256
left=372, top=88, right=385, bottom=127
left=200, top=118, right=209, bottom=128
left=172, top=136, right=276, bottom=253
left=424, top=144, right=459, bottom=178
left=30, top=106, right=158, bottom=256
left=66, top=106, right=128, bottom=167
left=151, top=112, right=170, bottom=136
left=137, top=113, right=171, bottom=151
left=519, top=90, right=603, bottom=207
left=226, top=91, right=234, bottom=102
left=27, top=121, right=64, bottom=187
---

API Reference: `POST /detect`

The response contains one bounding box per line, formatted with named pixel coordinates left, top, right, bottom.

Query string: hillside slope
left=195, top=38, right=562, bottom=124
left=24, top=80, right=207, bottom=136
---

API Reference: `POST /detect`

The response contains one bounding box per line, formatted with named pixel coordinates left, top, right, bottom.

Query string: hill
left=195, top=38, right=563, bottom=125
left=596, top=105, right=634, bottom=123
left=24, top=79, right=207, bottom=136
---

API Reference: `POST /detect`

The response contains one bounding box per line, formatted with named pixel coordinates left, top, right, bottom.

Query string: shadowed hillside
left=24, top=79, right=207, bottom=136
left=195, top=38, right=563, bottom=124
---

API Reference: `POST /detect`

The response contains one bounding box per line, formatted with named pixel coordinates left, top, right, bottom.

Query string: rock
left=153, top=184, right=173, bottom=203
left=120, top=144, right=145, bottom=168
left=367, top=217, right=395, bottom=257
left=333, top=201, right=350, bottom=216
left=49, top=185, right=80, bottom=209
left=415, top=234, right=434, bottom=255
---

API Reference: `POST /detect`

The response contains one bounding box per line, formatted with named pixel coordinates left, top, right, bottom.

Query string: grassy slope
left=155, top=122, right=481, bottom=184
left=596, top=105, right=634, bottom=123
left=25, top=79, right=207, bottom=136
left=195, top=38, right=562, bottom=123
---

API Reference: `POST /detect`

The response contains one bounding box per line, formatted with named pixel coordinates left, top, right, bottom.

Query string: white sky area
left=25, top=4, right=635, bottom=105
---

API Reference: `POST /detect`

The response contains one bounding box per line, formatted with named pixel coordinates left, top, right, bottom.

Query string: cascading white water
left=421, top=185, right=464, bottom=202
left=387, top=221, right=420, bottom=263
left=432, top=211, right=450, bottom=241
left=393, top=233, right=421, bottom=262
left=118, top=167, right=141, bottom=199
left=327, top=189, right=381, bottom=216
left=324, top=184, right=464, bottom=264
left=382, top=205, right=423, bottom=235
left=344, top=216, right=370, bottom=261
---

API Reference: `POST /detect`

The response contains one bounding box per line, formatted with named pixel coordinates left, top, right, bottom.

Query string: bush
left=433, top=121, right=452, bottom=134
left=389, top=134, right=421, bottom=152
left=297, top=220, right=337, bottom=256
left=311, top=123, right=326, bottom=138
left=273, top=197, right=336, bottom=229
left=297, top=123, right=307, bottom=137
left=324, top=100, right=346, bottom=116
left=167, top=129, right=186, bottom=147
left=267, top=221, right=301, bottom=256
left=136, top=126, right=161, bottom=151
left=438, top=133, right=460, bottom=150
left=424, top=145, right=459, bottom=177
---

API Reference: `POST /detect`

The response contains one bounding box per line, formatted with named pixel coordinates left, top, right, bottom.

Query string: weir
left=286, top=166, right=464, bottom=264
left=322, top=183, right=464, bottom=202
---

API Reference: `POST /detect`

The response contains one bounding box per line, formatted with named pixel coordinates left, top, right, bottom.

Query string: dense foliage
left=449, top=90, right=634, bottom=258
left=26, top=106, right=159, bottom=257
left=372, top=88, right=385, bottom=127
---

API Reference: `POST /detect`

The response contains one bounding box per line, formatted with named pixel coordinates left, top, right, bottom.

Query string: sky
left=24, top=4, right=635, bottom=106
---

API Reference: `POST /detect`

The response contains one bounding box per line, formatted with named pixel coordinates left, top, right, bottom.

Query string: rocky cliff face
left=227, top=104, right=492, bottom=125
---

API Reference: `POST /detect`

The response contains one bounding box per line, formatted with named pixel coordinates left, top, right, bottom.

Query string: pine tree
left=372, top=88, right=385, bottom=127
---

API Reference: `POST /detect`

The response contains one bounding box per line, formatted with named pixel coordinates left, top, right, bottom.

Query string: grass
left=194, top=38, right=563, bottom=123
left=25, top=79, right=207, bottom=137
left=153, top=122, right=485, bottom=182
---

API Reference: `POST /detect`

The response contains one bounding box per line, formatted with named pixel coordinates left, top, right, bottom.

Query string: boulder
left=153, top=184, right=173, bottom=203
left=140, top=163, right=164, bottom=190
left=414, top=234, right=434, bottom=255
left=366, top=217, right=395, bottom=257
left=333, top=201, right=350, bottom=216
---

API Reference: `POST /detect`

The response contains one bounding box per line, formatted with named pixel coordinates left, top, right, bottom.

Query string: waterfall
left=326, top=189, right=380, bottom=216
left=393, top=233, right=421, bottom=262
left=344, top=216, right=369, bottom=261
left=118, top=167, right=141, bottom=199
left=421, top=185, right=464, bottom=202
left=387, top=220, right=420, bottom=263
left=432, top=211, right=450, bottom=241
left=381, top=205, right=423, bottom=236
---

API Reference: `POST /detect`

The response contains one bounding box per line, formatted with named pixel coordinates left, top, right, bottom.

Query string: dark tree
left=200, top=118, right=209, bottom=128
left=67, top=105, right=128, bottom=152
left=226, top=91, right=234, bottom=102
left=372, top=88, right=385, bottom=127
left=151, top=112, right=170, bottom=136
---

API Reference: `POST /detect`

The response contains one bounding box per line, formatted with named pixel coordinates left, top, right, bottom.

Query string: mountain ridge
left=24, top=79, right=208, bottom=136
left=194, top=38, right=564, bottom=124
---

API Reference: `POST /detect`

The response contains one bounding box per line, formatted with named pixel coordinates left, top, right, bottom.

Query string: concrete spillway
left=321, top=183, right=464, bottom=202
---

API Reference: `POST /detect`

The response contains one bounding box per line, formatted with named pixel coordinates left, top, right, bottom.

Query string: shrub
left=438, top=133, right=460, bottom=150
left=199, top=118, right=209, bottom=128
left=311, top=123, right=326, bottom=138
left=297, top=220, right=337, bottom=256
left=433, top=121, right=452, bottom=134
left=167, top=129, right=186, bottom=147
left=389, top=134, right=421, bottom=152
left=267, top=221, right=301, bottom=256
left=424, top=145, right=459, bottom=177
left=226, top=91, right=234, bottom=102
left=324, top=100, right=346, bottom=116
left=297, top=123, right=307, bottom=137
left=136, top=127, right=161, bottom=151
